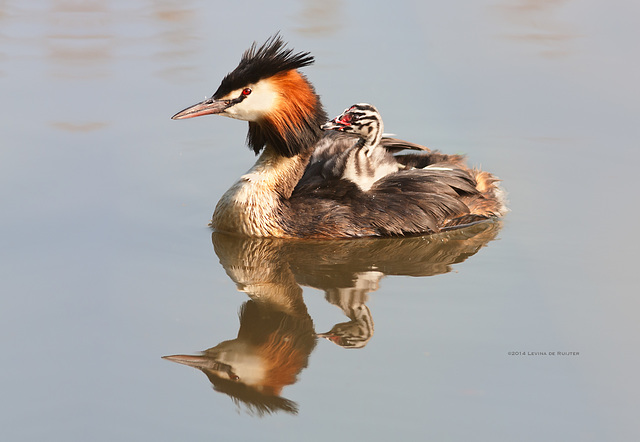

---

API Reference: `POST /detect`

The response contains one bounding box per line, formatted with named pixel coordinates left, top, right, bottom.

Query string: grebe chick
left=171, top=35, right=507, bottom=238
left=320, top=104, right=399, bottom=191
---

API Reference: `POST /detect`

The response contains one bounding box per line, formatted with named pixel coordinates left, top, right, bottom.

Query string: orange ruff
left=264, top=70, right=318, bottom=138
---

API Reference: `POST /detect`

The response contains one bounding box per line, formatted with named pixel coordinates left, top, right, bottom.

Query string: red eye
left=242, top=88, right=252, bottom=96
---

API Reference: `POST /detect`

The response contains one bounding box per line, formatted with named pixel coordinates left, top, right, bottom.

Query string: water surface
left=2, top=1, right=639, bottom=441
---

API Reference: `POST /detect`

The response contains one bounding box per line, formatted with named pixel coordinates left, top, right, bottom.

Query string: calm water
left=2, top=1, right=640, bottom=440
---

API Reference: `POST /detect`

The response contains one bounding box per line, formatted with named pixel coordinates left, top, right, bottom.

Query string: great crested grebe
left=172, top=35, right=507, bottom=238
left=320, top=103, right=400, bottom=191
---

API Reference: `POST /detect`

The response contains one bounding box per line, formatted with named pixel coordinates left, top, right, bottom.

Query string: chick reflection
left=164, top=221, right=501, bottom=414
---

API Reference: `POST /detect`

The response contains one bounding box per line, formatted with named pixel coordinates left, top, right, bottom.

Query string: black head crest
left=213, top=34, right=315, bottom=99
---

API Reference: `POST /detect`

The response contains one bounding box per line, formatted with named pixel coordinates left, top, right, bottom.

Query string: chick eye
left=242, top=88, right=252, bottom=96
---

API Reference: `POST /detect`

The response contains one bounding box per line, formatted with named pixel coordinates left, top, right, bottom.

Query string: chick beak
left=321, top=118, right=347, bottom=131
left=171, top=98, right=229, bottom=120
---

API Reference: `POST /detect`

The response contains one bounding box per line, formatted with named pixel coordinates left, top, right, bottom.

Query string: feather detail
left=250, top=71, right=327, bottom=157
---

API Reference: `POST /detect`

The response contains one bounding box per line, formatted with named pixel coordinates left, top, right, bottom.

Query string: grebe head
left=322, top=103, right=384, bottom=148
left=172, top=34, right=327, bottom=157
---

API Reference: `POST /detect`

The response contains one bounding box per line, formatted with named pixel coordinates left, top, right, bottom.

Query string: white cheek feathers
left=221, top=80, right=279, bottom=122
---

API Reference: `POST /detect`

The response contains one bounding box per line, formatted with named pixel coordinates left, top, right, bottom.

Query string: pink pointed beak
left=171, top=98, right=230, bottom=120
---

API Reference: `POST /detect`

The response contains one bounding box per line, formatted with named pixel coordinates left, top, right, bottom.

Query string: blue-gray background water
left=2, top=1, right=639, bottom=440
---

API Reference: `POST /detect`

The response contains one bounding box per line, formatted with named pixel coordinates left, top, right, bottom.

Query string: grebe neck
left=210, top=145, right=312, bottom=237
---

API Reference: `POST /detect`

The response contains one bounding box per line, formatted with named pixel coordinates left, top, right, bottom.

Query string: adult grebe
left=172, top=35, right=507, bottom=238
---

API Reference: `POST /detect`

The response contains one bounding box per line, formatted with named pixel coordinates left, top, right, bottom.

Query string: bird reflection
left=164, top=299, right=315, bottom=415
left=164, top=220, right=502, bottom=415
